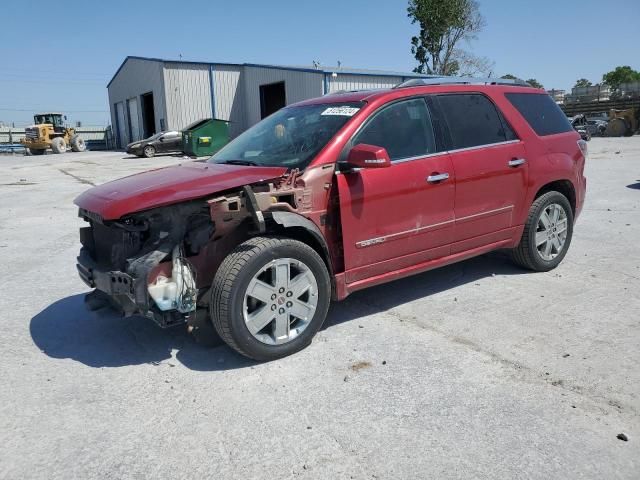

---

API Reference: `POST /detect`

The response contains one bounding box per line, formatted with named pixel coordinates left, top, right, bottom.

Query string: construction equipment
left=605, top=108, right=638, bottom=137
left=20, top=113, right=86, bottom=155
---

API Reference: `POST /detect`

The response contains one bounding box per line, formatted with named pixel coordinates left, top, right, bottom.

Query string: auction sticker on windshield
left=321, top=106, right=360, bottom=116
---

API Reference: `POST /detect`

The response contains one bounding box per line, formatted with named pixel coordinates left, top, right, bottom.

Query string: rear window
left=505, top=93, right=573, bottom=136
left=437, top=94, right=515, bottom=149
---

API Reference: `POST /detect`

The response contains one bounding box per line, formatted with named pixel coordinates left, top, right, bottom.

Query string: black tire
left=511, top=191, right=574, bottom=272
left=28, top=148, right=45, bottom=155
left=51, top=137, right=67, bottom=154
left=210, top=236, right=331, bottom=361
left=70, top=135, right=86, bottom=152
left=143, top=145, right=156, bottom=158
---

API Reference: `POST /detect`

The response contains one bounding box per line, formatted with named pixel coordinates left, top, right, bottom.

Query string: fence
left=0, top=126, right=114, bottom=150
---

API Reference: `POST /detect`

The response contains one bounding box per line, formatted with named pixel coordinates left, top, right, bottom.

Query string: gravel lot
left=1, top=139, right=639, bottom=479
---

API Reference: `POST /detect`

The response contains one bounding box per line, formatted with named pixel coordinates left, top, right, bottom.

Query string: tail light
left=577, top=139, right=588, bottom=157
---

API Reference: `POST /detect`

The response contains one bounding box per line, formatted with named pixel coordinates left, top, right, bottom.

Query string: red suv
left=75, top=79, right=587, bottom=360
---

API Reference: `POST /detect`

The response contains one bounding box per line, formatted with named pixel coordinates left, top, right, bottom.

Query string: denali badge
left=356, top=237, right=386, bottom=248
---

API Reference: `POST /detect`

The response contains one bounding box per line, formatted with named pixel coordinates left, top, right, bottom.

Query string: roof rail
left=393, top=77, right=531, bottom=89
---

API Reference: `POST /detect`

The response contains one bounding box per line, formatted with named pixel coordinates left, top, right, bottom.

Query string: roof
left=293, top=82, right=541, bottom=107
left=107, top=55, right=435, bottom=88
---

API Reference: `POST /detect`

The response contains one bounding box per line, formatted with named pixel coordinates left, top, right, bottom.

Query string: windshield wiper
left=220, top=159, right=259, bottom=166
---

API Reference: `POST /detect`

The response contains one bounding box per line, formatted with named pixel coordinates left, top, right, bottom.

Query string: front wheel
left=51, top=137, right=67, bottom=154
left=210, top=237, right=331, bottom=361
left=143, top=145, right=156, bottom=158
left=511, top=191, right=574, bottom=272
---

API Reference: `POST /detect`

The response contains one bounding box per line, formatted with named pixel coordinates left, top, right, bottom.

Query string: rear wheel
left=210, top=237, right=331, bottom=361
left=511, top=191, right=574, bottom=272
left=143, top=145, right=156, bottom=158
left=28, top=148, right=45, bottom=155
left=70, top=135, right=86, bottom=152
left=51, top=137, right=67, bottom=154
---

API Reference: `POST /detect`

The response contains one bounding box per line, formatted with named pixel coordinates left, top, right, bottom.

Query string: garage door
left=115, top=102, right=127, bottom=148
left=127, top=97, right=140, bottom=142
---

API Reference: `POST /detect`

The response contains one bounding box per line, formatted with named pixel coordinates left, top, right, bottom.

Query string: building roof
left=107, top=55, right=434, bottom=88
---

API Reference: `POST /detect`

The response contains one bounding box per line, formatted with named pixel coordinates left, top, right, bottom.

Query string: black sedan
left=126, top=131, right=182, bottom=158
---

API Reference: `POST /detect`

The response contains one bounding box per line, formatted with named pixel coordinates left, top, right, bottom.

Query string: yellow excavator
left=20, top=113, right=86, bottom=155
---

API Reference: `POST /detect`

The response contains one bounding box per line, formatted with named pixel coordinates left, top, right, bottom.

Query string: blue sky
left=1, top=0, right=638, bottom=126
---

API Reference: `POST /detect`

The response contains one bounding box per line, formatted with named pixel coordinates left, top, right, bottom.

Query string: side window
left=437, top=94, right=511, bottom=149
left=505, top=92, right=573, bottom=136
left=353, top=98, right=437, bottom=161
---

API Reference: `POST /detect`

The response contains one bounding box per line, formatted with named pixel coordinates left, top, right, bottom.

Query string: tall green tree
left=408, top=0, right=486, bottom=75
left=602, top=66, right=640, bottom=89
left=526, top=78, right=544, bottom=89
left=574, top=78, right=592, bottom=88
left=500, top=74, right=517, bottom=80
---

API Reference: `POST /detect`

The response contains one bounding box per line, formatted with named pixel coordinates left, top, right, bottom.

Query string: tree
left=526, top=78, right=544, bottom=89
left=500, top=74, right=517, bottom=80
left=408, top=0, right=486, bottom=75
left=602, top=66, right=640, bottom=89
left=574, top=78, right=592, bottom=88
left=454, top=50, right=495, bottom=77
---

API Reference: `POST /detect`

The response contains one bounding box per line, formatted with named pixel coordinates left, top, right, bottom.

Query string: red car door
left=435, top=93, right=528, bottom=252
left=337, top=97, right=455, bottom=284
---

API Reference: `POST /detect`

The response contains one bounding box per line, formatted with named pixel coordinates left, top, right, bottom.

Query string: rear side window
left=354, top=98, right=437, bottom=161
left=505, top=93, right=573, bottom=136
left=437, top=94, right=514, bottom=149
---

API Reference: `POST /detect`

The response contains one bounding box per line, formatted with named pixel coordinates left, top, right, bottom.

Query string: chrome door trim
left=445, top=139, right=521, bottom=155
left=454, top=205, right=514, bottom=224
left=355, top=218, right=455, bottom=249
left=391, top=150, right=449, bottom=164
left=355, top=205, right=514, bottom=248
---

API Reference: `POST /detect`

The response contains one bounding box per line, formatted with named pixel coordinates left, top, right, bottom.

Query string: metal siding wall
left=243, top=66, right=323, bottom=128
left=163, top=63, right=212, bottom=131
left=327, top=74, right=402, bottom=92
left=213, top=65, right=246, bottom=138
left=107, top=58, right=166, bottom=148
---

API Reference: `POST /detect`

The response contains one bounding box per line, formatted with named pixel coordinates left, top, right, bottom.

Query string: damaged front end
left=75, top=161, right=335, bottom=329
left=77, top=201, right=214, bottom=327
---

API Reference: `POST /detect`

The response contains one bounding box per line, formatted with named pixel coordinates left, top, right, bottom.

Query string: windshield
left=209, top=102, right=363, bottom=169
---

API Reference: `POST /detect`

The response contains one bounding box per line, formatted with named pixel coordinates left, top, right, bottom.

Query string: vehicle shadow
left=29, top=295, right=255, bottom=371
left=324, top=250, right=524, bottom=329
left=626, top=181, right=640, bottom=190
left=30, top=251, right=526, bottom=371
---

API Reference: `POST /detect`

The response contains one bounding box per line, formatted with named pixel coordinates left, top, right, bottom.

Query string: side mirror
left=159, top=136, right=164, bottom=142
left=346, top=144, right=391, bottom=169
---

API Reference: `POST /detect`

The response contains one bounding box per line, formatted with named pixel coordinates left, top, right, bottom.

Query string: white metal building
left=107, top=56, right=430, bottom=148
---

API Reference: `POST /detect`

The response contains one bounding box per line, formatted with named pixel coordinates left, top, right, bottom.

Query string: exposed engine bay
left=75, top=167, right=334, bottom=328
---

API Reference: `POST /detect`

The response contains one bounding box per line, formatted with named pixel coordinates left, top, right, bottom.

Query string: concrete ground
left=0, top=140, right=639, bottom=479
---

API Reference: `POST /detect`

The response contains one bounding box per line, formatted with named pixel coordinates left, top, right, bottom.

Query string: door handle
left=426, top=173, right=449, bottom=183
left=508, top=158, right=526, bottom=167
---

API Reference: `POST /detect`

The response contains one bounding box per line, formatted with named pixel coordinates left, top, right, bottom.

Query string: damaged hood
left=74, top=162, right=287, bottom=220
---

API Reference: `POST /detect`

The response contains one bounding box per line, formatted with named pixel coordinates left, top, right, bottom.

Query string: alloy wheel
left=243, top=258, right=318, bottom=345
left=535, top=203, right=568, bottom=261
